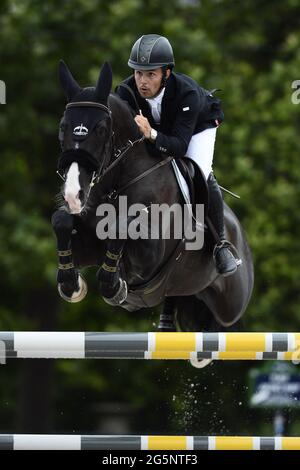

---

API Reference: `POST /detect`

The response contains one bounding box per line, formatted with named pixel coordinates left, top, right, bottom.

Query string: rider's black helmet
left=128, top=34, right=175, bottom=70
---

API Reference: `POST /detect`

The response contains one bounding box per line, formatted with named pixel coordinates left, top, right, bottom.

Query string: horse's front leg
left=96, top=238, right=127, bottom=305
left=51, top=209, right=87, bottom=303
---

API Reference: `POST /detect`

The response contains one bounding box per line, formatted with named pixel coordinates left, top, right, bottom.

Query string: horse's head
left=57, top=60, right=113, bottom=214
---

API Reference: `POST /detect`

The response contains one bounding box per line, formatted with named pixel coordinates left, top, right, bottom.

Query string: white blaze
left=64, top=162, right=82, bottom=213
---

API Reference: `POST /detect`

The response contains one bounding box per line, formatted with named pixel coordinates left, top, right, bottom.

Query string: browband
left=66, top=101, right=110, bottom=113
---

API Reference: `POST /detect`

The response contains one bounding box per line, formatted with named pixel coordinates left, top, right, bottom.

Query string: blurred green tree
left=0, top=0, right=300, bottom=436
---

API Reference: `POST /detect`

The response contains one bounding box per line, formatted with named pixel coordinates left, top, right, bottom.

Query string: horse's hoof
left=103, top=279, right=128, bottom=306
left=157, top=325, right=177, bottom=332
left=189, top=357, right=213, bottom=369
left=58, top=273, right=88, bottom=303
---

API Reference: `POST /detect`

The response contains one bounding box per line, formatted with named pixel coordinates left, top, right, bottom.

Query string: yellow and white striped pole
left=1, top=435, right=300, bottom=450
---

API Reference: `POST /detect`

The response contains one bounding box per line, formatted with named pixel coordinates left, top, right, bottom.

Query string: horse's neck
left=108, top=94, right=159, bottom=177
left=109, top=94, right=138, bottom=148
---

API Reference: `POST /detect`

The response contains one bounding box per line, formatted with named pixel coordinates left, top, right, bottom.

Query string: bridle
left=57, top=99, right=172, bottom=210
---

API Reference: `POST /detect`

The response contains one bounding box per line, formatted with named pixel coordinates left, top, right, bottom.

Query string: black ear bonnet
left=57, top=61, right=113, bottom=173
left=57, top=103, right=112, bottom=172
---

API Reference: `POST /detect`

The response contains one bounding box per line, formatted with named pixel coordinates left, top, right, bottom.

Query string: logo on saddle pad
left=73, top=123, right=88, bottom=136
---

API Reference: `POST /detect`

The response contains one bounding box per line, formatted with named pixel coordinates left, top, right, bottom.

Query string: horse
left=51, top=60, right=254, bottom=364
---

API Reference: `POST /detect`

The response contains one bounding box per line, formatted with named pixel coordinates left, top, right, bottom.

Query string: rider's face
left=134, top=68, right=164, bottom=98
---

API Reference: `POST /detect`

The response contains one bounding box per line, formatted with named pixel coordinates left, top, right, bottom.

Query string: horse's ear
left=59, top=60, right=81, bottom=101
left=95, top=62, right=112, bottom=103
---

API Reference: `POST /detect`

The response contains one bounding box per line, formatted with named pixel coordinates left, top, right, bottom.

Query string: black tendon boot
left=207, top=173, right=237, bottom=276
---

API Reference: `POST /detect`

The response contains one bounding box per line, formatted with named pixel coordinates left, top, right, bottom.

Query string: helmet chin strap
left=161, top=66, right=169, bottom=87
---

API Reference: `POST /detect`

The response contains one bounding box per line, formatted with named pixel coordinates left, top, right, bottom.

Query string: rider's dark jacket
left=116, top=72, right=224, bottom=158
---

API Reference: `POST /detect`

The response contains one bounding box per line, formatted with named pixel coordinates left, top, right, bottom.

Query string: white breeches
left=185, top=127, right=217, bottom=180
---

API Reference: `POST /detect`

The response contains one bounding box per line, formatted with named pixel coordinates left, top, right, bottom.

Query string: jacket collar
left=163, top=73, right=176, bottom=100
left=130, top=73, right=176, bottom=128
left=131, top=72, right=176, bottom=103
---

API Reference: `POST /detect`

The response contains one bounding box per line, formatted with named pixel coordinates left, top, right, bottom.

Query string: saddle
left=173, top=158, right=242, bottom=263
left=172, top=157, right=227, bottom=249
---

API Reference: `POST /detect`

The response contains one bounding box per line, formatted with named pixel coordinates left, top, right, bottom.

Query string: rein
left=97, top=134, right=145, bottom=184
left=105, top=156, right=172, bottom=201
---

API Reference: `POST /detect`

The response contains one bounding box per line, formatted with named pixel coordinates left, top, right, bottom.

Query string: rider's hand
left=134, top=113, right=151, bottom=139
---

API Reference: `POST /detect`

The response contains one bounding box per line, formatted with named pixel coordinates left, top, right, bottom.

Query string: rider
left=116, top=34, right=237, bottom=276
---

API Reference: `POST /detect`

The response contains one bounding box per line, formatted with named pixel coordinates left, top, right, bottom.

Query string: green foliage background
left=0, top=0, right=300, bottom=435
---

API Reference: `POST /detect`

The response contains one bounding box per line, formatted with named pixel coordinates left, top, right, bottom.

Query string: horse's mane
left=108, top=92, right=140, bottom=141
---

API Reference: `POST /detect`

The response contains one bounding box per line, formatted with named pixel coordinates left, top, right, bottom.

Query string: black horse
left=52, top=61, right=254, bottom=350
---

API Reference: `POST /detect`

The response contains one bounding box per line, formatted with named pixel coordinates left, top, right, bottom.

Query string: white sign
left=0, top=80, right=6, bottom=104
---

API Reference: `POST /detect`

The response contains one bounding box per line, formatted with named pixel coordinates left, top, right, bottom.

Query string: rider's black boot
left=207, top=173, right=237, bottom=277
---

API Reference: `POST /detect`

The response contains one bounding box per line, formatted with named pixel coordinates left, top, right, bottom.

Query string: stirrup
left=213, top=240, right=242, bottom=266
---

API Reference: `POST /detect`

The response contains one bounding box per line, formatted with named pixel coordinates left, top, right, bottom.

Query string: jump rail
left=0, top=434, right=300, bottom=450
left=0, top=332, right=300, bottom=360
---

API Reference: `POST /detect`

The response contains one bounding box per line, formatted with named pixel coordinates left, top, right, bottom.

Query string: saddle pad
left=171, top=160, right=191, bottom=204
left=171, top=159, right=206, bottom=233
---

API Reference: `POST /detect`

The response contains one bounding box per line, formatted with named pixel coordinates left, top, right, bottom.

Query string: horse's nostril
left=78, top=189, right=84, bottom=201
